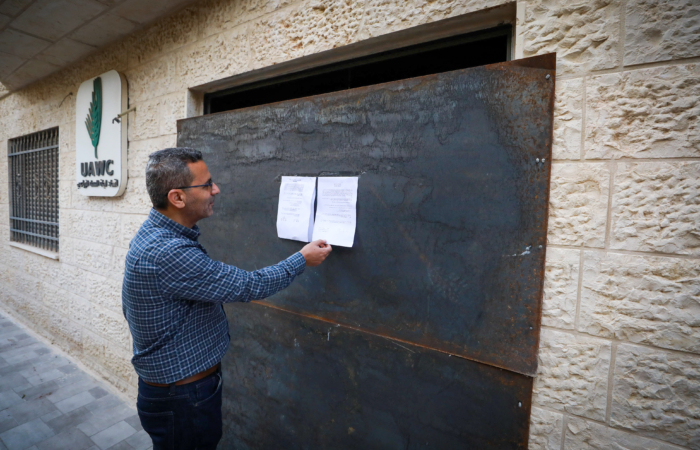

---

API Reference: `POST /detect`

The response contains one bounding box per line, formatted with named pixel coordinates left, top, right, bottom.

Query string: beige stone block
left=70, top=188, right=115, bottom=212
left=128, top=98, right=160, bottom=141
left=553, top=78, right=583, bottom=160
left=159, top=93, right=186, bottom=136
left=611, top=344, right=700, bottom=448
left=528, top=406, right=564, bottom=450
left=119, top=214, right=148, bottom=249
left=60, top=209, right=121, bottom=246
left=190, top=0, right=293, bottom=40
left=127, top=135, right=177, bottom=178
left=65, top=293, right=95, bottom=330
left=59, top=151, right=76, bottom=183
left=86, top=274, right=123, bottom=314
left=521, top=0, right=621, bottom=76
left=357, top=0, right=509, bottom=40
left=585, top=64, right=700, bottom=159
left=112, top=246, right=128, bottom=280
left=625, top=0, right=700, bottom=66
left=113, top=177, right=152, bottom=215
left=102, top=343, right=135, bottom=382
left=61, top=237, right=114, bottom=276
left=564, top=416, right=680, bottom=450
left=611, top=162, right=700, bottom=255
left=580, top=251, right=700, bottom=353
left=125, top=54, right=181, bottom=104
left=128, top=6, right=202, bottom=67
left=542, top=248, right=580, bottom=330
left=46, top=310, right=82, bottom=353
left=83, top=329, right=105, bottom=361
left=547, top=163, right=609, bottom=248
left=58, top=180, right=72, bottom=210
left=250, top=0, right=364, bottom=70
left=178, top=25, right=250, bottom=88
left=92, top=308, right=131, bottom=349
left=533, top=328, right=611, bottom=420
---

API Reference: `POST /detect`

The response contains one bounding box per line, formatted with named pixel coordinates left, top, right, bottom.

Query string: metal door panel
left=221, top=302, right=533, bottom=450
left=177, top=54, right=554, bottom=377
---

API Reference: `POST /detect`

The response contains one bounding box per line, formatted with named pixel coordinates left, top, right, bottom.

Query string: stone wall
left=0, top=0, right=697, bottom=448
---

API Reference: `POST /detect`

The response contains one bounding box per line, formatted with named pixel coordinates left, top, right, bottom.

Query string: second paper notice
left=312, top=177, right=358, bottom=248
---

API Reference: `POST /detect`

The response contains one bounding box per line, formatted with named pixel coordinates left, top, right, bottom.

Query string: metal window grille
left=8, top=128, right=59, bottom=252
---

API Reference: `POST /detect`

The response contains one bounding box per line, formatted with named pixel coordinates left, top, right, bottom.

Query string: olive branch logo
left=84, top=77, right=102, bottom=159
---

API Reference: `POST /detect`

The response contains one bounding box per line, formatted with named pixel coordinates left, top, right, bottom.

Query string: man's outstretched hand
left=300, top=240, right=332, bottom=267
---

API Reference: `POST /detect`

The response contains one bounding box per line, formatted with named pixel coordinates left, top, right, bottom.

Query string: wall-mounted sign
left=75, top=70, right=127, bottom=196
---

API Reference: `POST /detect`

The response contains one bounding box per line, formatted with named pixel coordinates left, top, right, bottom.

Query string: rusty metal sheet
left=221, top=302, right=533, bottom=450
left=177, top=54, right=555, bottom=377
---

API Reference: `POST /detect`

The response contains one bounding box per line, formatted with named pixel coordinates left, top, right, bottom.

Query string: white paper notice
left=312, top=177, right=358, bottom=247
left=276, top=176, right=317, bottom=242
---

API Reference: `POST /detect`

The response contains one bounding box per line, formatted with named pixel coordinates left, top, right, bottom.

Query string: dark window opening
left=205, top=25, right=511, bottom=114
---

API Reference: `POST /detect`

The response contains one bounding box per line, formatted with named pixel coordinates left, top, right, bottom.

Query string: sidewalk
left=0, top=311, right=151, bottom=450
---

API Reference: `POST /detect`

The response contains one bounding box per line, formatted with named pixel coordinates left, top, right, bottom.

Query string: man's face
left=183, top=160, right=220, bottom=221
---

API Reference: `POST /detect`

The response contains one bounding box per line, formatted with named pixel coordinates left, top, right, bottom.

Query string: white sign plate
left=75, top=70, right=127, bottom=196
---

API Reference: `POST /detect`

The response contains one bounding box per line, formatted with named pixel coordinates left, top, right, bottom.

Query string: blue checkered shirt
left=122, top=209, right=306, bottom=384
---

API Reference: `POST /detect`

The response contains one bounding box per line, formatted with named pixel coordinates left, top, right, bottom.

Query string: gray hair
left=146, top=147, right=203, bottom=209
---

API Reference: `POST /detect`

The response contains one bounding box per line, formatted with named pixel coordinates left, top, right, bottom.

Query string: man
left=122, top=148, right=331, bottom=449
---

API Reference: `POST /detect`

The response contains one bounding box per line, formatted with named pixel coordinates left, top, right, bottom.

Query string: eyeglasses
left=173, top=180, right=215, bottom=191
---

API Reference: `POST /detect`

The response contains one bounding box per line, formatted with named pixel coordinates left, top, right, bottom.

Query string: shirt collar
left=148, top=208, right=200, bottom=241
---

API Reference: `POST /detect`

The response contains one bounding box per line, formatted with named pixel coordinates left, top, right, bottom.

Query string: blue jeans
left=137, top=367, right=223, bottom=450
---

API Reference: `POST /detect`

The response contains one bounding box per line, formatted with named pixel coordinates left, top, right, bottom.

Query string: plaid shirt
left=122, top=209, right=306, bottom=384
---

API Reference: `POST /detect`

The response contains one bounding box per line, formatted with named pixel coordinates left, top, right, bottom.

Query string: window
left=8, top=128, right=59, bottom=252
left=205, top=25, right=511, bottom=114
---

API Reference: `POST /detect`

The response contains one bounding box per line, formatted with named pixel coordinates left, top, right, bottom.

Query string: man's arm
left=157, top=240, right=330, bottom=304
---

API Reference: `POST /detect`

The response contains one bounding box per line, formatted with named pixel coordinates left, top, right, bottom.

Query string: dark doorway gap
left=205, top=25, right=511, bottom=115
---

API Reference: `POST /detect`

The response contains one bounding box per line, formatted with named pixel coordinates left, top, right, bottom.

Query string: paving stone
left=0, top=391, right=23, bottom=411
left=45, top=406, right=94, bottom=434
left=0, top=418, right=54, bottom=450
left=45, top=375, right=98, bottom=403
left=0, top=343, right=45, bottom=365
left=7, top=398, right=57, bottom=425
left=125, top=429, right=151, bottom=450
left=0, top=357, right=49, bottom=377
left=88, top=387, right=108, bottom=400
left=85, top=395, right=122, bottom=414
left=107, top=440, right=136, bottom=450
left=40, top=410, right=62, bottom=423
left=90, top=421, right=136, bottom=450
left=36, top=427, right=94, bottom=450
left=19, top=356, right=70, bottom=378
left=56, top=391, right=95, bottom=414
left=27, top=368, right=66, bottom=386
left=0, top=373, right=30, bottom=393
left=15, top=380, right=60, bottom=402
left=0, top=411, right=17, bottom=434
left=123, top=415, right=142, bottom=432
left=78, top=404, right=135, bottom=437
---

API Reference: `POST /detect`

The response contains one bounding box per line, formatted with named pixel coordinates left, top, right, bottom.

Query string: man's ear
left=167, top=189, right=187, bottom=210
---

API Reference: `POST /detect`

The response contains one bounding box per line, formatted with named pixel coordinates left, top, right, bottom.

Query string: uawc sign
left=75, top=70, right=127, bottom=196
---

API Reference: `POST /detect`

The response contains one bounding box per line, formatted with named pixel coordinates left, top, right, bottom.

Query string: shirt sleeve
left=156, top=243, right=306, bottom=304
